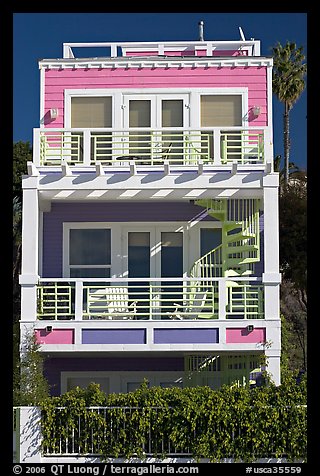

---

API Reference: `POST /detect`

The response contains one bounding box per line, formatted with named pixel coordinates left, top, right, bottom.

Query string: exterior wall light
left=247, top=325, right=254, bottom=333
left=49, top=108, right=59, bottom=120
left=46, top=325, right=53, bottom=333
left=252, top=106, right=261, bottom=117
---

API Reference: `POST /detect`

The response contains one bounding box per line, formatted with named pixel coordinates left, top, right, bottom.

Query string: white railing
left=33, top=127, right=272, bottom=167
left=62, top=40, right=261, bottom=59
left=36, top=277, right=264, bottom=321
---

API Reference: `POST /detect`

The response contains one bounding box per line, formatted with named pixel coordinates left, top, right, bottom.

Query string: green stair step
left=227, top=257, right=260, bottom=266
left=226, top=232, right=256, bottom=243
left=207, top=211, right=226, bottom=220
left=226, top=244, right=259, bottom=254
left=224, top=221, right=243, bottom=231
left=224, top=269, right=254, bottom=277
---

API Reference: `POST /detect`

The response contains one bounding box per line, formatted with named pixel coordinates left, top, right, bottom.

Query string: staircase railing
left=190, top=199, right=260, bottom=280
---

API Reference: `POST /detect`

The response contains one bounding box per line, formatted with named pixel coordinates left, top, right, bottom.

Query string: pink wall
left=43, top=66, right=267, bottom=127
left=226, top=327, right=266, bottom=344
left=35, top=329, right=74, bottom=344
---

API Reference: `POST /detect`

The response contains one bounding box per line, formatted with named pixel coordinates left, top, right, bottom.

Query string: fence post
left=18, top=407, right=42, bottom=462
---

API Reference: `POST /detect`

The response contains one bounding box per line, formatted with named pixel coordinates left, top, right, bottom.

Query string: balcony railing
left=33, top=127, right=271, bottom=167
left=36, top=277, right=264, bottom=321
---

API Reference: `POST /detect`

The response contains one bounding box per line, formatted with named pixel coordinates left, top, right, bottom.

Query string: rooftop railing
left=62, top=40, right=261, bottom=59
left=33, top=127, right=271, bottom=168
left=36, top=277, right=265, bottom=321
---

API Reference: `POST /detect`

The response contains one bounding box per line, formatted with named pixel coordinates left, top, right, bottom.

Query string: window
left=71, top=97, right=112, bottom=127
left=68, top=228, right=111, bottom=278
left=200, top=95, right=242, bottom=127
left=161, top=100, right=183, bottom=127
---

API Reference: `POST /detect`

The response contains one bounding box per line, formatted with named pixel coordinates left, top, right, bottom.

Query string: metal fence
left=41, top=405, right=307, bottom=458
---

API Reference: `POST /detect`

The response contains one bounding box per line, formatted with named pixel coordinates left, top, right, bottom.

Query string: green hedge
left=41, top=371, right=307, bottom=462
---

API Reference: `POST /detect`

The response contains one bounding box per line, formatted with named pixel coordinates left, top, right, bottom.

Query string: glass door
left=161, top=99, right=184, bottom=163
left=123, top=96, right=156, bottom=164
left=123, top=94, right=189, bottom=164
left=127, top=231, right=151, bottom=319
left=160, top=232, right=184, bottom=317
left=123, top=226, right=185, bottom=319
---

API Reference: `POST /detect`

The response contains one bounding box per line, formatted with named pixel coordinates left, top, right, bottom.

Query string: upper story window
left=200, top=95, right=242, bottom=127
left=71, top=97, right=113, bottom=127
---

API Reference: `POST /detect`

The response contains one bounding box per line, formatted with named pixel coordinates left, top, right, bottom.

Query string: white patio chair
left=87, top=286, right=137, bottom=320
left=168, top=291, right=210, bottom=320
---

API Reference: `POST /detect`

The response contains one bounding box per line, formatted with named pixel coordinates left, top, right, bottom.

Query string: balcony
left=33, top=127, right=272, bottom=168
left=36, top=277, right=264, bottom=321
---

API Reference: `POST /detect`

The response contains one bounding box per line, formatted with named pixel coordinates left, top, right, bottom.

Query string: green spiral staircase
left=190, top=198, right=262, bottom=319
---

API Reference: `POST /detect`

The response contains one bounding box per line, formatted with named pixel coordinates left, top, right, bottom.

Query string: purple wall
left=82, top=329, right=146, bottom=344
left=42, top=202, right=264, bottom=277
left=154, top=328, right=218, bottom=344
left=44, top=356, right=185, bottom=396
left=42, top=201, right=215, bottom=277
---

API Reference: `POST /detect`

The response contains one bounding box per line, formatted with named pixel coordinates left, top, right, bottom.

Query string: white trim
left=64, top=87, right=249, bottom=131
left=39, top=67, right=45, bottom=126
left=39, top=57, right=273, bottom=70
left=63, top=221, right=222, bottom=279
left=62, top=222, right=115, bottom=278
left=38, top=211, right=43, bottom=276
left=121, top=224, right=186, bottom=278
left=196, top=88, right=248, bottom=127
left=266, top=65, right=274, bottom=160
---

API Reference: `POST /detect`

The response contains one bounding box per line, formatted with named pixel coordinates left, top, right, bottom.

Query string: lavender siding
left=154, top=328, right=219, bottom=344
left=42, top=201, right=215, bottom=277
left=82, top=329, right=146, bottom=344
left=44, top=356, right=185, bottom=396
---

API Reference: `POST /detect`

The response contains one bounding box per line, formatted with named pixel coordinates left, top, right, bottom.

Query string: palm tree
left=274, top=154, right=307, bottom=190
left=272, top=42, right=307, bottom=186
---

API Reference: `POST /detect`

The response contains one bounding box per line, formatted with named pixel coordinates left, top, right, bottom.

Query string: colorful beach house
left=19, top=29, right=281, bottom=398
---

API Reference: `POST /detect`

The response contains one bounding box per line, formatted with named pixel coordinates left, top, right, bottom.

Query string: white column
left=262, top=180, right=281, bottom=386
left=18, top=407, right=42, bottom=463
left=263, top=182, right=279, bottom=275
left=265, top=350, right=281, bottom=386
left=213, top=129, right=221, bottom=164
left=262, top=180, right=281, bottom=320
left=74, top=281, right=83, bottom=321
left=218, top=278, right=227, bottom=319
left=21, top=186, right=39, bottom=276
left=83, top=129, right=91, bottom=165
left=20, top=184, right=40, bottom=321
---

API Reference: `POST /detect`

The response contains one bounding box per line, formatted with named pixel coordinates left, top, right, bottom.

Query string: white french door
left=122, top=225, right=185, bottom=278
left=122, top=225, right=184, bottom=319
left=122, top=94, right=190, bottom=162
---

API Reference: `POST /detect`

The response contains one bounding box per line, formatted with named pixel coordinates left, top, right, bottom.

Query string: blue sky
left=13, top=12, right=307, bottom=170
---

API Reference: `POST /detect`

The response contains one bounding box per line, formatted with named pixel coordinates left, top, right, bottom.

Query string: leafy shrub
left=41, top=373, right=306, bottom=462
